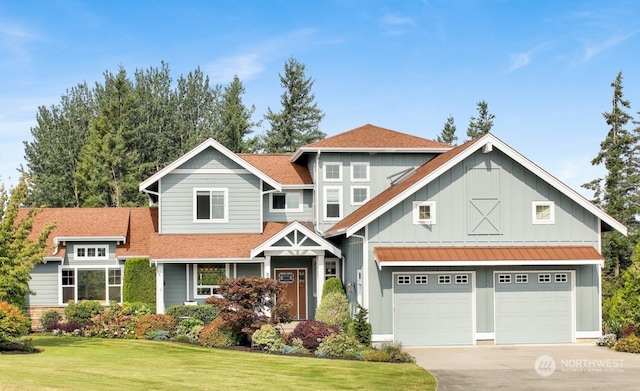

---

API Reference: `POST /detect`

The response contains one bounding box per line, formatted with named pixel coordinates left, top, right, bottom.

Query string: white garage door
left=494, top=271, right=573, bottom=344
left=394, top=273, right=473, bottom=346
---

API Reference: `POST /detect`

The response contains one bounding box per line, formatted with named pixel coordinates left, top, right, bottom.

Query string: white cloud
left=508, top=53, right=531, bottom=72
left=0, top=20, right=39, bottom=65
left=581, top=32, right=637, bottom=61
left=381, top=13, right=415, bottom=26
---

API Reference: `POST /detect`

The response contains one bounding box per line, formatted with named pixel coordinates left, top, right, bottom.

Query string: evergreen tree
left=583, top=72, right=640, bottom=277
left=467, top=100, right=495, bottom=139
left=262, top=57, right=325, bottom=152
left=437, top=115, right=458, bottom=145
left=218, top=75, right=257, bottom=153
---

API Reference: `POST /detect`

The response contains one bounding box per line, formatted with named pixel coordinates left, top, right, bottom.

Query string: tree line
left=22, top=58, right=324, bottom=208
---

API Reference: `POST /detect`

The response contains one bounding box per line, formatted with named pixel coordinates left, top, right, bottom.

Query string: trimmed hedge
left=315, top=291, right=350, bottom=331
left=165, top=304, right=219, bottom=324
left=123, top=258, right=156, bottom=307
left=322, top=277, right=344, bottom=298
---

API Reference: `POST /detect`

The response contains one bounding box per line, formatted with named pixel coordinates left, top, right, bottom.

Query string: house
left=22, top=124, right=626, bottom=346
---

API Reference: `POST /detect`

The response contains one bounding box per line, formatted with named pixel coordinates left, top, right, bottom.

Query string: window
left=74, top=245, right=108, bottom=260
left=455, top=275, right=469, bottom=284
left=498, top=274, right=511, bottom=284
left=415, top=275, right=428, bottom=284
left=195, top=264, right=227, bottom=297
left=194, top=188, right=228, bottom=222
left=351, top=186, right=369, bottom=205
left=325, top=259, right=338, bottom=280
left=555, top=273, right=568, bottom=283
left=413, top=201, right=436, bottom=225
left=324, top=187, right=342, bottom=220
left=324, top=163, right=342, bottom=181
left=438, top=275, right=451, bottom=284
left=397, top=275, right=411, bottom=285
left=270, top=191, right=303, bottom=212
left=532, top=201, right=555, bottom=224
left=60, top=267, right=122, bottom=304
left=538, top=274, right=551, bottom=283
left=350, top=162, right=369, bottom=182
left=515, top=274, right=528, bottom=283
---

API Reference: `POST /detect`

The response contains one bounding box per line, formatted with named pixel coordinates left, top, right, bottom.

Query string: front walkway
left=405, top=344, right=640, bottom=390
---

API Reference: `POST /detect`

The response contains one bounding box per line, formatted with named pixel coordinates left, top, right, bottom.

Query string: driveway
left=405, top=344, right=640, bottom=390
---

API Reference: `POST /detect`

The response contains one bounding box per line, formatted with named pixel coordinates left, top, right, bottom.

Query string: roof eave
left=376, top=259, right=604, bottom=270
left=54, top=236, right=127, bottom=245
left=291, top=147, right=452, bottom=162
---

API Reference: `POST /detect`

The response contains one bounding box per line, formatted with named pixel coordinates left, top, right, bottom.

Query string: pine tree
left=467, top=100, right=495, bottom=139
left=583, top=72, right=640, bottom=277
left=437, top=115, right=458, bottom=145
left=262, top=58, right=325, bottom=152
left=218, top=75, right=257, bottom=153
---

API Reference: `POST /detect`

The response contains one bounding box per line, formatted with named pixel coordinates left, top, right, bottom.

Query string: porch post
left=316, top=254, right=325, bottom=305
left=156, top=263, right=165, bottom=314
left=264, top=255, right=271, bottom=279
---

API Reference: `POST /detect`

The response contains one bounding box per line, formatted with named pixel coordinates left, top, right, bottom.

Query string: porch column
left=316, top=254, right=325, bottom=305
left=156, top=263, right=165, bottom=314
left=264, top=255, right=271, bottom=279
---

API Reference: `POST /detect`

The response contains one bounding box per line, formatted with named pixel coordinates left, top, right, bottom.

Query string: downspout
left=314, top=150, right=321, bottom=234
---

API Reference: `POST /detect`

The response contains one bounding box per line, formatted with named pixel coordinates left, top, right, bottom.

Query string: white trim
left=532, top=201, right=555, bottom=224
left=350, top=186, right=370, bottom=206
left=250, top=221, right=341, bottom=259
left=73, top=244, right=109, bottom=260
left=193, top=188, right=229, bottom=223
left=350, top=162, right=370, bottom=182
left=371, top=334, right=395, bottom=343
left=475, top=332, right=495, bottom=340
left=151, top=257, right=262, bottom=264
left=343, top=133, right=626, bottom=237
left=576, top=331, right=602, bottom=339
left=139, top=138, right=281, bottom=192
left=323, top=162, right=342, bottom=182
left=323, top=186, right=343, bottom=221
left=156, top=263, right=164, bottom=314
left=172, top=168, right=249, bottom=174
left=412, top=201, right=436, bottom=225
left=193, top=263, right=229, bottom=299
left=376, top=259, right=603, bottom=269
left=292, top=147, right=452, bottom=163
left=55, top=236, right=125, bottom=245
left=269, top=190, right=304, bottom=213
left=58, top=264, right=124, bottom=305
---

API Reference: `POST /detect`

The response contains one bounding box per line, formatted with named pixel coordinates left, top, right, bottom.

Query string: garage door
left=394, top=273, right=473, bottom=346
left=495, top=272, right=573, bottom=344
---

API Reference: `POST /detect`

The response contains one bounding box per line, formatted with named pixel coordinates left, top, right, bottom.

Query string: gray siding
left=27, top=262, right=60, bottom=306
left=338, top=234, right=365, bottom=315
left=64, top=242, right=118, bottom=266
left=235, top=263, right=262, bottom=278
left=263, top=189, right=314, bottom=223
left=164, top=264, right=188, bottom=308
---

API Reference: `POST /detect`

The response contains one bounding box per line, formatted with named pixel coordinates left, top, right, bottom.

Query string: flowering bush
left=48, top=321, right=83, bottom=335
left=134, top=314, right=177, bottom=339
left=289, top=320, right=339, bottom=350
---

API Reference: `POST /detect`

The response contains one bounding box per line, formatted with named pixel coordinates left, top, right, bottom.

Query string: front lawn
left=0, top=336, right=436, bottom=390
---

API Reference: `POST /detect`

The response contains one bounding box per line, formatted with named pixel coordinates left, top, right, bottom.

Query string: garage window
left=415, top=275, right=428, bottom=284
left=455, top=275, right=469, bottom=284
left=498, top=274, right=511, bottom=284
left=555, top=273, right=568, bottom=283
left=397, top=275, right=411, bottom=285
left=438, top=275, right=451, bottom=284
left=538, top=274, right=551, bottom=283
left=515, top=274, right=528, bottom=283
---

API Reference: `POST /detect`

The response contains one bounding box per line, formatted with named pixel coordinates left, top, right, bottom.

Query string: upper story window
left=324, top=186, right=343, bottom=220
left=532, top=201, right=555, bottom=225
left=324, top=163, right=342, bottom=182
left=350, top=162, right=369, bottom=182
left=351, top=186, right=369, bottom=205
left=270, top=191, right=303, bottom=213
left=194, top=188, right=228, bottom=222
left=75, top=245, right=108, bottom=260
left=413, top=201, right=436, bottom=225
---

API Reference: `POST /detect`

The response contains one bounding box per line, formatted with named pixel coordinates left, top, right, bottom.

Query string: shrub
left=614, top=335, right=640, bottom=353
left=84, top=305, right=142, bottom=339
left=315, top=332, right=365, bottom=358
left=199, top=318, right=237, bottom=347
left=0, top=301, right=31, bottom=342
left=315, top=291, right=350, bottom=331
left=277, top=338, right=309, bottom=355
left=134, top=314, right=177, bottom=339
left=379, top=343, right=415, bottom=363
left=166, top=304, right=219, bottom=325
left=40, top=310, right=62, bottom=330
left=120, top=302, right=154, bottom=318
left=48, top=321, right=83, bottom=335
left=290, top=320, right=339, bottom=350
left=621, top=324, right=637, bottom=338
left=322, top=277, right=344, bottom=298
left=123, top=258, right=156, bottom=307
left=361, top=348, right=392, bottom=362
left=146, top=330, right=172, bottom=341
left=65, top=301, right=104, bottom=326
left=252, top=324, right=285, bottom=352
left=348, top=305, right=372, bottom=345
left=175, top=318, right=204, bottom=344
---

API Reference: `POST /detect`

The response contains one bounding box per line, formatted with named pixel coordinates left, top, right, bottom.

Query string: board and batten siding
left=27, top=262, right=60, bottom=306
left=163, top=264, right=188, bottom=308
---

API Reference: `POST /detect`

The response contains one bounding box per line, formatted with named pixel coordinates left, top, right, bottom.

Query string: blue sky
left=1, top=0, right=639, bottom=197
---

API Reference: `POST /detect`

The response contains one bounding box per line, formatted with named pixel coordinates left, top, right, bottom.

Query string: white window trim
left=74, top=245, right=109, bottom=260
left=193, top=263, right=229, bottom=299
left=350, top=186, right=370, bottom=206
left=269, top=190, right=304, bottom=213
left=413, top=201, right=436, bottom=225
left=193, top=188, right=229, bottom=223
left=350, top=162, right=370, bottom=182
left=323, top=162, right=342, bottom=182
left=532, top=201, right=555, bottom=225
left=324, top=186, right=343, bottom=221
left=58, top=265, right=123, bottom=305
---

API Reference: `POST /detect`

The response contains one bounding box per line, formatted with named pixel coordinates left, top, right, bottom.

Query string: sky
left=1, top=0, right=639, bottom=198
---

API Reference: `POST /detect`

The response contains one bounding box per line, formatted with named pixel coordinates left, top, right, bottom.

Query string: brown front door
left=275, top=269, right=307, bottom=320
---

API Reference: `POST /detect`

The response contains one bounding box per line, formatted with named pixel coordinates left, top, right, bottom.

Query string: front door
left=276, top=269, right=307, bottom=320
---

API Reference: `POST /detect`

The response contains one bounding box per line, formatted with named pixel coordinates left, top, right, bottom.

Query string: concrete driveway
left=404, top=344, right=640, bottom=390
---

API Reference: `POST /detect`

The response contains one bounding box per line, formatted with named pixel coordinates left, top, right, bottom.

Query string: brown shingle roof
left=117, top=208, right=158, bottom=257
left=303, top=124, right=451, bottom=149
left=374, top=246, right=602, bottom=263
left=238, top=154, right=312, bottom=185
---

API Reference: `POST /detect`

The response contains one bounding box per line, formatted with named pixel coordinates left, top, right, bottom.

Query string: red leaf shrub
left=134, top=314, right=177, bottom=339
left=289, top=320, right=339, bottom=350
left=198, top=317, right=237, bottom=347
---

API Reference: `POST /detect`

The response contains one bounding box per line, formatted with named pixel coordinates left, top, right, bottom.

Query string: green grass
left=0, top=336, right=436, bottom=390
